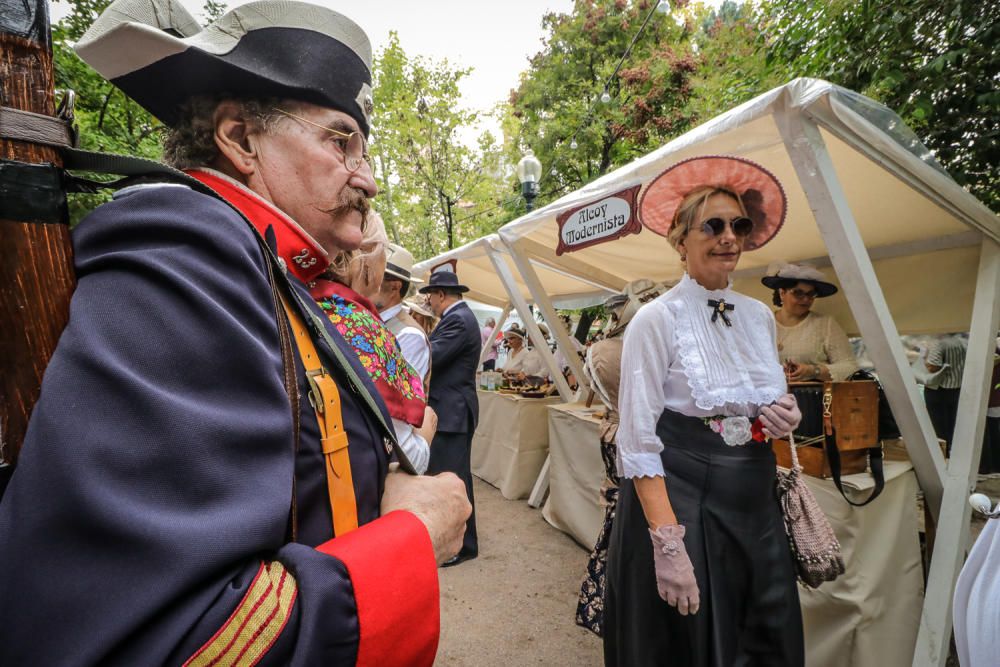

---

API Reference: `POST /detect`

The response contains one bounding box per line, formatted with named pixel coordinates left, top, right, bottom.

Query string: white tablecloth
left=541, top=403, right=605, bottom=549
left=471, top=390, right=561, bottom=499
left=798, top=461, right=923, bottom=667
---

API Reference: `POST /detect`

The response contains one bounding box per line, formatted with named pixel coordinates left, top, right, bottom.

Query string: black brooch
left=707, top=299, right=734, bottom=326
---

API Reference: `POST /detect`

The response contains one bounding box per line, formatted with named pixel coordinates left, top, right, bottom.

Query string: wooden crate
left=772, top=438, right=868, bottom=479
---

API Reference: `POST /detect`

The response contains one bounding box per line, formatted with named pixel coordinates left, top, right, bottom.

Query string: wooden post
left=0, top=1, right=76, bottom=467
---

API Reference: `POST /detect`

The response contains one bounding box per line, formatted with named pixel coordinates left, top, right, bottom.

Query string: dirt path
left=436, top=478, right=603, bottom=666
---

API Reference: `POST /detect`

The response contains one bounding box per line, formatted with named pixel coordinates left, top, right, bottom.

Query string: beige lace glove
left=649, top=524, right=701, bottom=615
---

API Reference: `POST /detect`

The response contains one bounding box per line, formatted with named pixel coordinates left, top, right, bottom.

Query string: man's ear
left=213, top=101, right=259, bottom=176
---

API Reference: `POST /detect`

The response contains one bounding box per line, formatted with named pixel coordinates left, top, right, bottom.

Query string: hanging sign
left=555, top=185, right=642, bottom=256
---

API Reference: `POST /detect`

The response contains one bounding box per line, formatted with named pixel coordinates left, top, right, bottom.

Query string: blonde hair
left=667, top=186, right=747, bottom=253
left=327, top=211, right=389, bottom=287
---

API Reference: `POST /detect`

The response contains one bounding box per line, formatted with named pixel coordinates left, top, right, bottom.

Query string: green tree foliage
left=200, top=0, right=227, bottom=21
left=683, top=1, right=783, bottom=125
left=371, top=33, right=510, bottom=259
left=52, top=0, right=164, bottom=223
left=506, top=0, right=700, bottom=210
left=760, top=0, right=999, bottom=210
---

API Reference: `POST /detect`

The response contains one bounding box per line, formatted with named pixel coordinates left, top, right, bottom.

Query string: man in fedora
left=420, top=271, right=483, bottom=565
left=0, top=1, right=470, bottom=665
left=377, top=243, right=431, bottom=384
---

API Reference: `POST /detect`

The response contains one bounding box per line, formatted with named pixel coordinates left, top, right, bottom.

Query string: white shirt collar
left=443, top=301, right=462, bottom=318
left=380, top=303, right=403, bottom=322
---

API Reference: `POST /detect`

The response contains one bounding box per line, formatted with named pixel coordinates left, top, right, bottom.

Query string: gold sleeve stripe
left=184, top=561, right=298, bottom=667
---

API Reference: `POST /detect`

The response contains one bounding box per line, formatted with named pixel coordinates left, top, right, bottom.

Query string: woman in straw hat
left=604, top=156, right=804, bottom=666
left=762, top=263, right=858, bottom=382
left=499, top=324, right=548, bottom=380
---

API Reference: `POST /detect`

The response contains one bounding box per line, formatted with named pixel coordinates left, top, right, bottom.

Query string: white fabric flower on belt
left=704, top=415, right=754, bottom=446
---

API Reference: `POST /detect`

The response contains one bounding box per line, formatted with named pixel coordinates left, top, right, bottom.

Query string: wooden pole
left=0, top=1, right=76, bottom=467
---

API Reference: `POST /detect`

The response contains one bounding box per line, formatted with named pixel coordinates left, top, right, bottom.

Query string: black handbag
left=848, top=369, right=901, bottom=440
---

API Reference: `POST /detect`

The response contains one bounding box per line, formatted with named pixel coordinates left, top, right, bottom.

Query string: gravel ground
left=434, top=475, right=1000, bottom=666
left=436, top=478, right=603, bottom=666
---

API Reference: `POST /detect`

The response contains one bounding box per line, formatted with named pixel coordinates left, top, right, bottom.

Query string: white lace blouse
left=617, top=274, right=787, bottom=479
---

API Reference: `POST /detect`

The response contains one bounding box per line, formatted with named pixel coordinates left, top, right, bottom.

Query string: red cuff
left=316, top=511, right=439, bottom=667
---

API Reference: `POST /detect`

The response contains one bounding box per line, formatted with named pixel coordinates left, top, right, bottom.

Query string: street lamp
left=516, top=149, right=543, bottom=212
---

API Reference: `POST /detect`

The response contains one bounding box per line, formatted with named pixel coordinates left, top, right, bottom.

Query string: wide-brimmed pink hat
left=638, top=155, right=787, bottom=251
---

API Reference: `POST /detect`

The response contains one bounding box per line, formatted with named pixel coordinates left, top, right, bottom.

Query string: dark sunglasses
left=698, top=216, right=754, bottom=238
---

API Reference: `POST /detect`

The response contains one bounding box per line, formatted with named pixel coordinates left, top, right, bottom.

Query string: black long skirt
left=603, top=409, right=804, bottom=667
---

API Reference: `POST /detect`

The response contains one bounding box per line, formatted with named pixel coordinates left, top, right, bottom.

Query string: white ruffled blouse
left=616, top=274, right=787, bottom=479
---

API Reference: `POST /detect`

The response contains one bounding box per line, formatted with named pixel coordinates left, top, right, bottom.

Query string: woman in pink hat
left=604, top=156, right=804, bottom=666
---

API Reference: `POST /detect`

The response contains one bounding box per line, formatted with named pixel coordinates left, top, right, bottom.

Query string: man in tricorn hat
left=0, top=1, right=469, bottom=665
left=419, top=270, right=483, bottom=565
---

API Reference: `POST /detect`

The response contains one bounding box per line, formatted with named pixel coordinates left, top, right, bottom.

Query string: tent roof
left=412, top=234, right=615, bottom=310
left=495, top=78, right=998, bottom=334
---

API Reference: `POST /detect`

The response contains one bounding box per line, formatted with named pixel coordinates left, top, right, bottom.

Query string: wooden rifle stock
left=0, top=1, right=75, bottom=468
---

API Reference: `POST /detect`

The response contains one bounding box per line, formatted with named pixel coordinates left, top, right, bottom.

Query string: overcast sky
left=52, top=0, right=724, bottom=139
left=53, top=0, right=578, bottom=116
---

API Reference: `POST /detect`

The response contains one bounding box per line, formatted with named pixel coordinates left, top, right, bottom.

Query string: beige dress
left=776, top=311, right=858, bottom=381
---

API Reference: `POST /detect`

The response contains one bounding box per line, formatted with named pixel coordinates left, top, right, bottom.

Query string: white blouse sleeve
left=616, top=302, right=673, bottom=479
left=392, top=417, right=429, bottom=475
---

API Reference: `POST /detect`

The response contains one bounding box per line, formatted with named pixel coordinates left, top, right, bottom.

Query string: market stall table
left=800, top=460, right=923, bottom=667
left=541, top=402, right=605, bottom=549
left=471, top=389, right=561, bottom=500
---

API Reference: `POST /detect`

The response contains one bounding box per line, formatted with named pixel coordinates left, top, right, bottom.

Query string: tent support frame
left=777, top=108, right=998, bottom=667
left=478, top=304, right=512, bottom=369
left=504, top=240, right=594, bottom=508
left=503, top=240, right=589, bottom=391
left=484, top=247, right=574, bottom=402
left=913, top=237, right=1000, bottom=667
left=777, top=109, right=946, bottom=514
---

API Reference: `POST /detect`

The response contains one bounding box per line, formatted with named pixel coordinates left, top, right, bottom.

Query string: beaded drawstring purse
left=776, top=433, right=846, bottom=588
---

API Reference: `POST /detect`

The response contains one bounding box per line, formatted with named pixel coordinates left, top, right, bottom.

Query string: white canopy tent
left=413, top=234, right=616, bottom=401
left=487, top=78, right=998, bottom=667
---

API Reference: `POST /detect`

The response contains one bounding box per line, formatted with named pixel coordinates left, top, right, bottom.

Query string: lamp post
left=516, top=149, right=543, bottom=212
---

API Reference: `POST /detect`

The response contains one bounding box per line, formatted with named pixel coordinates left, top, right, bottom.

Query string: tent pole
left=478, top=304, right=511, bottom=369
left=503, top=239, right=589, bottom=394
left=776, top=109, right=946, bottom=518
left=913, top=238, right=1000, bottom=667
left=484, top=247, right=573, bottom=401
left=485, top=246, right=572, bottom=509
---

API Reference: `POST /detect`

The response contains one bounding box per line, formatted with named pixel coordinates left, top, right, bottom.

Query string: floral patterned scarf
left=310, top=279, right=426, bottom=427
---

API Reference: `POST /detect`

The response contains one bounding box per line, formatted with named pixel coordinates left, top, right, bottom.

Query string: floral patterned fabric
left=576, top=435, right=620, bottom=637
left=311, top=279, right=426, bottom=426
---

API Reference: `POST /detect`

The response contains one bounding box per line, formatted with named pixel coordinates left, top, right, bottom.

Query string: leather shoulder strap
left=279, top=292, right=359, bottom=537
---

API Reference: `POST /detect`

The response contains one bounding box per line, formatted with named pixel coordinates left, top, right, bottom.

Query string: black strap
left=825, top=428, right=885, bottom=507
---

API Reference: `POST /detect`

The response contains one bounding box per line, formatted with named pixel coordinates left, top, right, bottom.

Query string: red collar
left=186, top=169, right=329, bottom=283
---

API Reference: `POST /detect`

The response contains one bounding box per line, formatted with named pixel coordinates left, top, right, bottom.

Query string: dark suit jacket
left=428, top=301, right=481, bottom=434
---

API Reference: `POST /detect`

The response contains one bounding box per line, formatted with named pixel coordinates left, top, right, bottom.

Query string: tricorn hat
left=761, top=263, right=838, bottom=297
left=75, top=0, right=375, bottom=135
left=638, top=155, right=786, bottom=251
left=417, top=271, right=469, bottom=294
left=384, top=243, right=423, bottom=284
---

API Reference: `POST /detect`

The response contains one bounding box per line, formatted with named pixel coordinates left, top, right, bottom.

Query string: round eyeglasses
left=697, top=216, right=754, bottom=238
left=273, top=108, right=372, bottom=173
